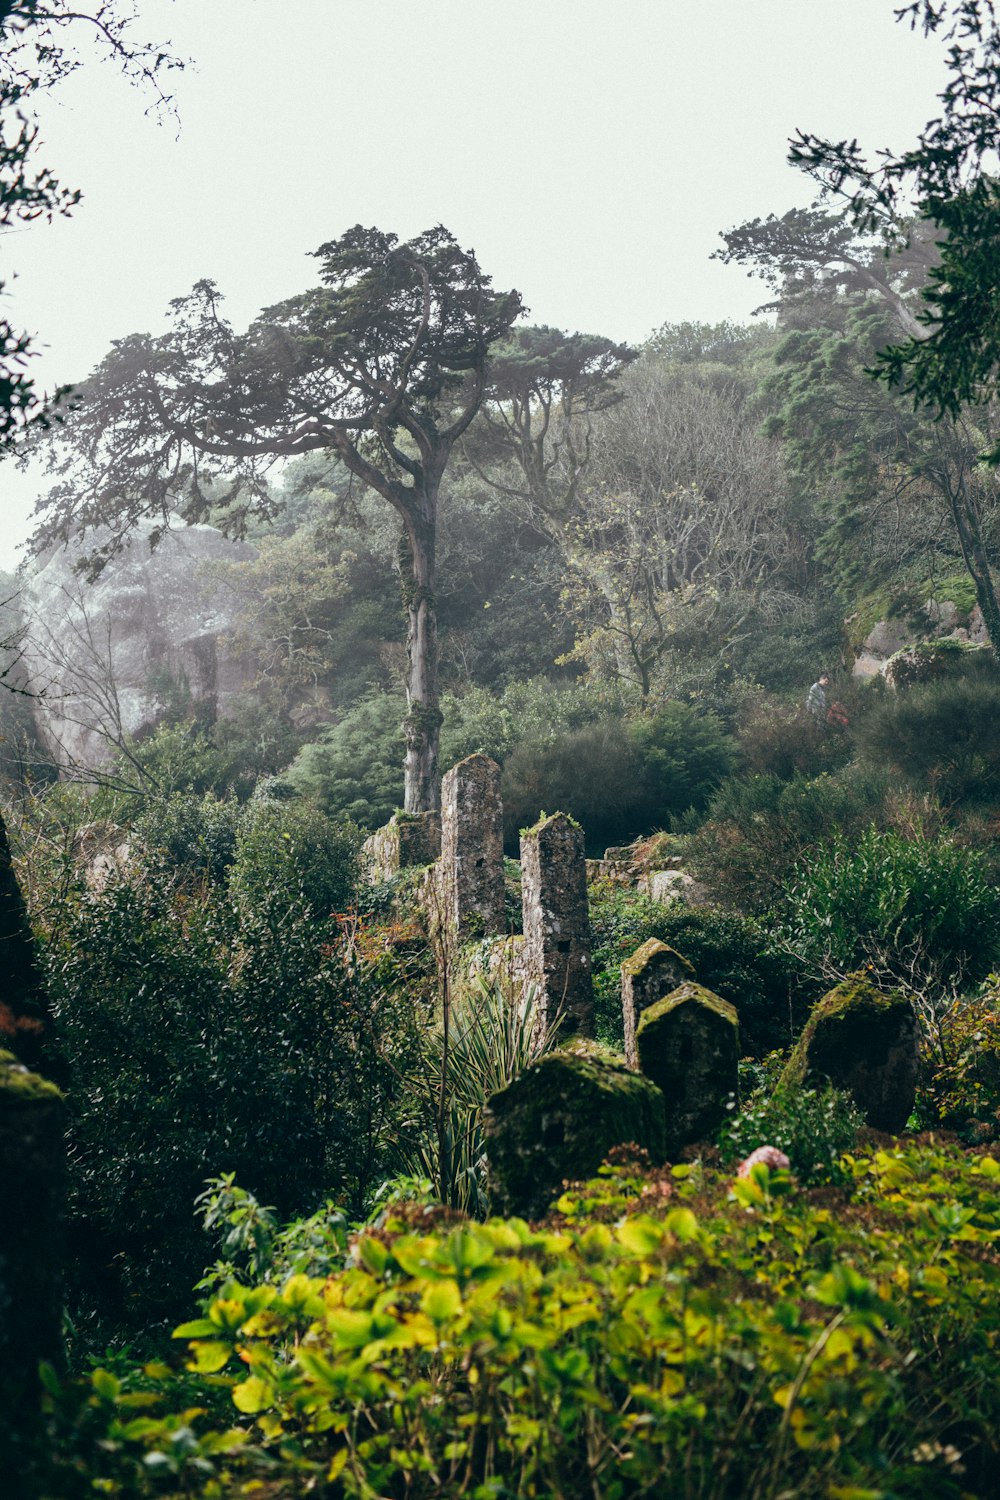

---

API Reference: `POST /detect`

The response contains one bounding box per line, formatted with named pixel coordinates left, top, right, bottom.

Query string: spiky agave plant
left=396, top=977, right=556, bottom=1215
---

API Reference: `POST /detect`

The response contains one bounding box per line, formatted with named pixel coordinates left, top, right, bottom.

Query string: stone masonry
left=362, top=812, right=442, bottom=883
left=440, top=754, right=506, bottom=943
left=520, top=812, right=593, bottom=1038
left=621, top=939, right=695, bottom=1068
left=636, top=982, right=740, bottom=1156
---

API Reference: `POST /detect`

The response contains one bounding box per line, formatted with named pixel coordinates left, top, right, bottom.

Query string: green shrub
left=285, top=691, right=405, bottom=828
left=42, top=1145, right=1000, bottom=1498
left=718, top=1080, right=864, bottom=1185
left=857, top=674, right=1000, bottom=803
left=134, top=792, right=241, bottom=884
left=916, top=982, right=1000, bottom=1140
left=629, top=700, right=737, bottom=814
left=41, top=848, right=413, bottom=1338
left=589, top=888, right=806, bottom=1055
left=685, top=768, right=889, bottom=912
left=502, top=719, right=643, bottom=854
left=501, top=701, right=736, bottom=855
left=440, top=676, right=612, bottom=769
left=228, top=798, right=359, bottom=920
left=734, top=696, right=854, bottom=781
left=779, top=826, right=1000, bottom=988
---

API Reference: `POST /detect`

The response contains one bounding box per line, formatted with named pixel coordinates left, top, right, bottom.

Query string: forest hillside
left=6, top=3, right=1000, bottom=1497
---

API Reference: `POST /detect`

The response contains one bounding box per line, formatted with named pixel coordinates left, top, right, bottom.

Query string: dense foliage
left=25, top=1145, right=1000, bottom=1498
left=38, top=799, right=419, bottom=1335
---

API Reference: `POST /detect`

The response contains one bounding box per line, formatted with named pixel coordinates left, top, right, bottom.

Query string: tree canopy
left=34, top=224, right=525, bottom=810
left=788, top=0, right=1000, bottom=434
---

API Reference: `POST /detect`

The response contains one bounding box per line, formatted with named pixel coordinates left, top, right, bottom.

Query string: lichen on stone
left=0, top=1049, right=63, bottom=1103
left=622, top=938, right=694, bottom=980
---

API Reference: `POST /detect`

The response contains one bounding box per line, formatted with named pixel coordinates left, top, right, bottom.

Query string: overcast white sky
left=1, top=0, right=949, bottom=570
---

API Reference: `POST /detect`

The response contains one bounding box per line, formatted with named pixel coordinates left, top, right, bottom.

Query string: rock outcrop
left=852, top=595, right=989, bottom=679
left=22, top=517, right=257, bottom=768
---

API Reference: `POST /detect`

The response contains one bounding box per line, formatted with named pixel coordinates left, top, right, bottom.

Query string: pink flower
left=737, top=1145, right=790, bottom=1179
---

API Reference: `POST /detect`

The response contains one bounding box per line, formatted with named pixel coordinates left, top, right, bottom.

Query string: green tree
left=719, top=206, right=1000, bottom=641
left=788, top=1, right=1000, bottom=425
left=771, top=3, right=1000, bottom=634
left=33, top=227, right=523, bottom=812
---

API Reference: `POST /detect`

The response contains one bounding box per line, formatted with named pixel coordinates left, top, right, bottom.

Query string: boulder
left=621, top=939, right=695, bottom=1068
left=779, top=975, right=919, bottom=1133
left=484, top=1047, right=665, bottom=1218
left=638, top=869, right=709, bottom=907
left=885, top=638, right=988, bottom=691
left=636, top=982, right=740, bottom=1155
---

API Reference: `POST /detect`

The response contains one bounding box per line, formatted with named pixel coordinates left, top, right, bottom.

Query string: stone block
left=638, top=869, right=708, bottom=906
left=484, top=1046, right=665, bottom=1218
left=636, top=982, right=740, bottom=1156
left=520, top=812, right=593, bottom=1038
left=780, top=975, right=918, bottom=1133
left=622, top=939, right=695, bottom=1068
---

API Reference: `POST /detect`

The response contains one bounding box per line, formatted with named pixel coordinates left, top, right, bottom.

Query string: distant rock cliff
left=22, top=518, right=258, bottom=769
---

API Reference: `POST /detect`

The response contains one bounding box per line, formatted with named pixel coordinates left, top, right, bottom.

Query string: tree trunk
left=947, top=482, right=1000, bottom=648
left=401, top=507, right=442, bottom=813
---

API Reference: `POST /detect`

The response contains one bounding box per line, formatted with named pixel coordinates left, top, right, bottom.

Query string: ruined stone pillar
left=440, top=754, right=505, bottom=943
left=621, top=939, right=695, bottom=1068
left=520, top=812, right=593, bottom=1038
left=361, top=811, right=441, bottom=883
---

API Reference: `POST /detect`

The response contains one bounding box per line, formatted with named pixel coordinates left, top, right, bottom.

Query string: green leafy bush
left=718, top=1080, right=864, bottom=1184
left=684, top=767, right=889, bottom=912
left=134, top=792, right=240, bottom=884
left=36, top=1145, right=1000, bottom=1498
left=40, top=814, right=411, bottom=1337
left=917, top=982, right=1000, bottom=1140
left=285, top=691, right=405, bottom=828
left=502, top=701, right=736, bottom=854
left=228, top=798, right=359, bottom=919
left=734, top=695, right=854, bottom=780
left=857, top=673, right=1000, bottom=803
left=780, top=825, right=1000, bottom=987
left=502, top=719, right=643, bottom=854
left=440, top=675, right=612, bottom=768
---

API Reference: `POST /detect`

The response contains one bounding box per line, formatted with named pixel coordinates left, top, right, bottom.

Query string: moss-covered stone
left=362, top=812, right=442, bottom=883
left=0, top=1051, right=66, bottom=1437
left=636, top=982, right=739, bottom=1156
left=484, top=1047, right=665, bottom=1217
left=621, top=940, right=695, bottom=1069
left=0, top=1049, right=63, bottom=1103
left=520, top=812, right=593, bottom=1038
left=780, top=974, right=918, bottom=1132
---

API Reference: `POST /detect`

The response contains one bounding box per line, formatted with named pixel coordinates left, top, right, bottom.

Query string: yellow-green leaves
left=138, top=1142, right=1000, bottom=1498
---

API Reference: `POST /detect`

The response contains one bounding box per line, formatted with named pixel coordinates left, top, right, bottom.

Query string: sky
left=1, top=0, right=950, bottom=570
